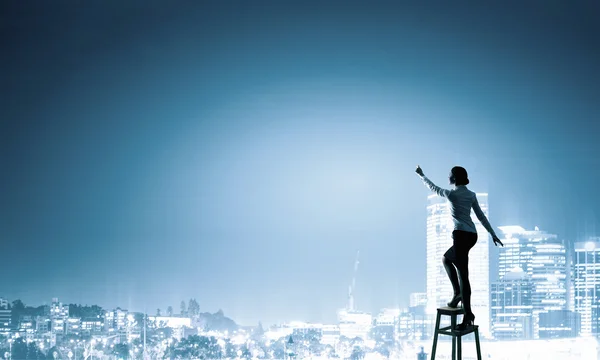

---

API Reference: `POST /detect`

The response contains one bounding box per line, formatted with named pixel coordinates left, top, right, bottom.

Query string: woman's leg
left=455, top=257, right=472, bottom=316
left=442, top=255, right=460, bottom=297
left=455, top=233, right=477, bottom=320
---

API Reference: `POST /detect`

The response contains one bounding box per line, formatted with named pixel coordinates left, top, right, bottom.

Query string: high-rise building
left=573, top=239, right=600, bottom=337
left=490, top=269, right=534, bottom=340
left=497, top=226, right=568, bottom=338
left=426, top=193, right=491, bottom=338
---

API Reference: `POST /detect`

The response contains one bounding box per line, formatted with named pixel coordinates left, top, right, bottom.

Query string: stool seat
left=430, top=307, right=481, bottom=360
left=436, top=306, right=465, bottom=315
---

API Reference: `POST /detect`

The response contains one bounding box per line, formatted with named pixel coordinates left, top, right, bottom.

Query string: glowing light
left=498, top=225, right=527, bottom=234
left=585, top=241, right=596, bottom=252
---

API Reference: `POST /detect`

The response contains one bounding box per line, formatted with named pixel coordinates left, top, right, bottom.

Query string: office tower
left=426, top=193, right=491, bottom=338
left=574, top=238, right=600, bottom=337
left=497, top=226, right=568, bottom=338
left=490, top=269, right=534, bottom=339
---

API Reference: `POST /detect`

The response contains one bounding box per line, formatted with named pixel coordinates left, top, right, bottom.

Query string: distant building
left=264, top=324, right=293, bottom=342
left=397, top=308, right=434, bottom=340
left=0, top=298, right=11, bottom=332
left=427, top=193, right=491, bottom=338
left=337, top=309, right=372, bottom=340
left=497, top=226, right=568, bottom=338
left=66, top=317, right=82, bottom=335
left=148, top=315, right=191, bottom=329
left=285, top=320, right=325, bottom=357
left=574, top=239, right=600, bottom=336
left=148, top=316, right=192, bottom=340
left=409, top=293, right=427, bottom=308
left=125, top=313, right=142, bottom=342
left=81, top=318, right=104, bottom=335
left=538, top=310, right=580, bottom=339
left=105, top=308, right=128, bottom=333
left=491, top=269, right=534, bottom=340
left=50, top=298, right=69, bottom=335
left=321, top=325, right=340, bottom=346
left=372, top=309, right=399, bottom=343
left=36, top=316, right=51, bottom=334
left=375, top=308, right=399, bottom=327
left=289, top=322, right=323, bottom=339
left=18, top=315, right=35, bottom=333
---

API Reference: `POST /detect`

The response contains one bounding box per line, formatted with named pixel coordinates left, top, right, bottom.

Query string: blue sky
left=1, top=1, right=599, bottom=325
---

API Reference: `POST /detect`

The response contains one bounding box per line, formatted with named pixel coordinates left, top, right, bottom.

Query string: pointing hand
left=493, top=236, right=504, bottom=247
left=415, top=165, right=424, bottom=176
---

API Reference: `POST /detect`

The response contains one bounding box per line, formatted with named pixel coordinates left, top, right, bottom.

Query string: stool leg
left=457, top=334, right=462, bottom=360
left=451, top=314, right=457, bottom=360
left=452, top=335, right=456, bottom=360
left=474, top=327, right=482, bottom=360
left=431, top=313, right=441, bottom=360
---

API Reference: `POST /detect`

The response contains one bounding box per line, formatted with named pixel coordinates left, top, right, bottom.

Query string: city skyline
left=1, top=222, right=590, bottom=357
left=2, top=0, right=599, bottom=326
left=0, top=215, right=591, bottom=328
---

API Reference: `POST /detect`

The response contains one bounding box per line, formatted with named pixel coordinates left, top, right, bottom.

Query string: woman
left=415, top=165, right=504, bottom=330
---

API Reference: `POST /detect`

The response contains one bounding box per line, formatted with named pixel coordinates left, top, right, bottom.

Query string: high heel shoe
left=456, top=313, right=475, bottom=331
left=447, top=294, right=462, bottom=308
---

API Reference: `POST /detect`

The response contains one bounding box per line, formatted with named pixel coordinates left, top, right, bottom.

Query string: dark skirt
left=444, top=230, right=478, bottom=263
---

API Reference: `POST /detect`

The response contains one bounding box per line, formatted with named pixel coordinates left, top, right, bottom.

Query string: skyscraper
left=426, top=193, right=491, bottom=338
left=490, top=269, right=534, bottom=340
left=497, top=226, right=568, bottom=338
left=574, top=238, right=600, bottom=337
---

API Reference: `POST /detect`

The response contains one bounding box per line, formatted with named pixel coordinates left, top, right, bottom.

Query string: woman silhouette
left=415, top=165, right=503, bottom=330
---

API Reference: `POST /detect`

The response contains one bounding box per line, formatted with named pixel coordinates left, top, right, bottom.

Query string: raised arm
left=415, top=166, right=451, bottom=198
left=421, top=176, right=452, bottom=198
left=472, top=196, right=498, bottom=238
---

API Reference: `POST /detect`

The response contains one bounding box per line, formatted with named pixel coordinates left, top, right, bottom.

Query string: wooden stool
left=430, top=307, right=481, bottom=360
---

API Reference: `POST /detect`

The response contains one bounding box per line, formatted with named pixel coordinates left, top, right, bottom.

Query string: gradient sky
left=1, top=1, right=599, bottom=326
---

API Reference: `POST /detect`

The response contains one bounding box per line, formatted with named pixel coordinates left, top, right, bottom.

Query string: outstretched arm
left=472, top=197, right=503, bottom=246
left=415, top=166, right=451, bottom=198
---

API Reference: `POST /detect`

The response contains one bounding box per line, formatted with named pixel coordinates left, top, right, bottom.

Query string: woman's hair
left=450, top=166, right=469, bottom=186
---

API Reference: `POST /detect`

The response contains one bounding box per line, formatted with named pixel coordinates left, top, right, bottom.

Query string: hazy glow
left=1, top=0, right=599, bottom=327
